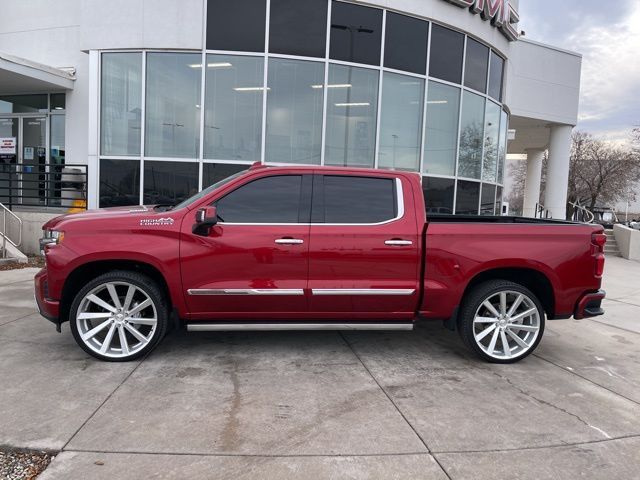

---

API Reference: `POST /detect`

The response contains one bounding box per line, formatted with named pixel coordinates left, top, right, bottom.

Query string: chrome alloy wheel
left=472, top=290, right=541, bottom=361
left=75, top=281, right=158, bottom=359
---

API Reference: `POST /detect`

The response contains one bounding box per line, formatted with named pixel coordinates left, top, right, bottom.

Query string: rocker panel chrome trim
left=187, top=323, right=414, bottom=331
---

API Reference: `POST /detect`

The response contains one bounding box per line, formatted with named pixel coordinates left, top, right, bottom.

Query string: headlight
left=40, top=229, right=65, bottom=254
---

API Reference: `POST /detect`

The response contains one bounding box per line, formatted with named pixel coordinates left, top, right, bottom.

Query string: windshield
left=171, top=169, right=248, bottom=210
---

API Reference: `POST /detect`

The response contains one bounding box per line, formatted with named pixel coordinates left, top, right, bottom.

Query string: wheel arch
left=462, top=267, right=556, bottom=319
left=60, top=259, right=173, bottom=324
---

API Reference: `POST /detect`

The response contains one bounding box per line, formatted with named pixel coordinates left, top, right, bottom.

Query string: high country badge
left=140, top=217, right=174, bottom=226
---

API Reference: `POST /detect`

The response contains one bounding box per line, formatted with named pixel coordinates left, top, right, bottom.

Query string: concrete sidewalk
left=0, top=256, right=639, bottom=479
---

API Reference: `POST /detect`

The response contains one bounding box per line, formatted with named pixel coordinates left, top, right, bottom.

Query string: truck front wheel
left=458, top=280, right=545, bottom=363
left=69, top=271, right=168, bottom=362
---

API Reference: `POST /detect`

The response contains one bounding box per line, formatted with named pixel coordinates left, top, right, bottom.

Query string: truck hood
left=42, top=205, right=158, bottom=230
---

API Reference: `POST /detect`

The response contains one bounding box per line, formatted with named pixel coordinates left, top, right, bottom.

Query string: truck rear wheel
left=458, top=280, right=545, bottom=363
left=69, top=271, right=168, bottom=362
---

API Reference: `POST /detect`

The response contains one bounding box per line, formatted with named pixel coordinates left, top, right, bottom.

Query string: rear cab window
left=312, top=175, right=399, bottom=224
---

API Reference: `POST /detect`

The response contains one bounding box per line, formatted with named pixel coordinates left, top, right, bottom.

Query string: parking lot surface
left=1, top=256, right=639, bottom=479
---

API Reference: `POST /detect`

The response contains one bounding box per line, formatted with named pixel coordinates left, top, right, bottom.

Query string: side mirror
left=193, top=206, right=218, bottom=235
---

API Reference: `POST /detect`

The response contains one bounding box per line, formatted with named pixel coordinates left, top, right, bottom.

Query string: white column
left=87, top=50, right=100, bottom=210
left=544, top=125, right=573, bottom=220
left=522, top=149, right=544, bottom=218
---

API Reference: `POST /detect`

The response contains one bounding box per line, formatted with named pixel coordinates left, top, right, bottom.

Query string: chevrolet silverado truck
left=35, top=163, right=607, bottom=363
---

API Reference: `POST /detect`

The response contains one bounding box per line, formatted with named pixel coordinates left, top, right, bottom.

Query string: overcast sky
left=518, top=0, right=640, bottom=143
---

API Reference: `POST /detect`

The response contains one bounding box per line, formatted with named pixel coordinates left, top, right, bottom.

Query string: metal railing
left=534, top=203, right=552, bottom=219
left=1, top=201, right=22, bottom=259
left=0, top=163, right=88, bottom=211
left=569, top=201, right=595, bottom=224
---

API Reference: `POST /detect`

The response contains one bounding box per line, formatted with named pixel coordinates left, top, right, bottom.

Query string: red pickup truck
left=35, top=164, right=606, bottom=363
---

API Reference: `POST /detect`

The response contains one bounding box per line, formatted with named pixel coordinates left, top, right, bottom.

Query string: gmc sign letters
left=443, top=0, right=519, bottom=41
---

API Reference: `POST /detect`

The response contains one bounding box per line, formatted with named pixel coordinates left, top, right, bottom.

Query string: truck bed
left=427, top=214, right=578, bottom=225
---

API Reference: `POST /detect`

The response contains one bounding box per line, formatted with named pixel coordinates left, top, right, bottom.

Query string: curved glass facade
left=98, top=0, right=508, bottom=214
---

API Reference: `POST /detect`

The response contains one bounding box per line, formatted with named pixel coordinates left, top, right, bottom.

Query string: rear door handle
left=385, top=239, right=413, bottom=246
left=275, top=238, right=304, bottom=245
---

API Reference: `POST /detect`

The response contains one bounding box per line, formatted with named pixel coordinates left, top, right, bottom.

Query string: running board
left=187, top=323, right=414, bottom=332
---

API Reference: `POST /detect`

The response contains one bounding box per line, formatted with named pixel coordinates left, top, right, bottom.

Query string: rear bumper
left=574, top=290, right=606, bottom=320
left=34, top=268, right=60, bottom=325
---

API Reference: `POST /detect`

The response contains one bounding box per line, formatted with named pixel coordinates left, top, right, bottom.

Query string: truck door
left=307, top=173, right=420, bottom=319
left=181, top=173, right=311, bottom=319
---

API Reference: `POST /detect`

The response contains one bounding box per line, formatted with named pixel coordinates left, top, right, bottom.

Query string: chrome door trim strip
left=311, top=288, right=416, bottom=296
left=187, top=323, right=414, bottom=332
left=187, top=289, right=305, bottom=296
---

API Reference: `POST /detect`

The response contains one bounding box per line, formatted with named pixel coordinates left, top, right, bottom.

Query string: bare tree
left=569, top=132, right=640, bottom=215
left=505, top=159, right=526, bottom=215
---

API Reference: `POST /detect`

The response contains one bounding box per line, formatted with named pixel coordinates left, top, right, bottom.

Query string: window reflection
left=482, top=101, right=501, bottom=183
left=429, top=25, right=464, bottom=84
left=423, top=177, right=455, bottom=215
left=324, top=64, right=379, bottom=168
left=100, top=159, right=140, bottom=207
left=495, top=186, right=503, bottom=215
left=424, top=82, right=460, bottom=176
left=143, top=161, right=198, bottom=205
left=456, top=180, right=480, bottom=215
left=145, top=53, right=201, bottom=159
left=101, top=53, right=142, bottom=156
left=378, top=72, right=424, bottom=172
left=206, top=0, right=266, bottom=52
left=458, top=91, right=485, bottom=179
left=384, top=12, right=428, bottom=75
left=480, top=183, right=496, bottom=215
left=265, top=58, right=324, bottom=164
left=204, top=55, right=263, bottom=161
left=464, top=38, right=489, bottom=94
left=498, top=110, right=508, bottom=184
left=269, top=0, right=327, bottom=57
left=0, top=94, right=48, bottom=114
left=330, top=1, right=383, bottom=66
left=488, top=52, right=504, bottom=101
left=202, top=162, right=248, bottom=188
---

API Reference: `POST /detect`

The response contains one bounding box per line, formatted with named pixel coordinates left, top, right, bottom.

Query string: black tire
left=458, top=279, right=545, bottom=364
left=69, top=270, right=168, bottom=362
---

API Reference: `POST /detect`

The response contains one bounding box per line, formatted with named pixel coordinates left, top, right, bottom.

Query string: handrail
left=0, top=162, right=88, bottom=211
left=1, top=202, right=22, bottom=259
left=534, top=203, right=551, bottom=219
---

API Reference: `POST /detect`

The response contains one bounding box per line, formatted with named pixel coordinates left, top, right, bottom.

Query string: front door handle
left=385, top=239, right=413, bottom=246
left=275, top=238, right=304, bottom=245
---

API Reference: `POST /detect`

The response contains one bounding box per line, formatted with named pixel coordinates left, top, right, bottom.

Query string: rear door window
left=313, top=175, right=397, bottom=224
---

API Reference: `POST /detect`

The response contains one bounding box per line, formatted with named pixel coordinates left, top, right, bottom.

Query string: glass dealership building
left=0, top=0, right=582, bottom=224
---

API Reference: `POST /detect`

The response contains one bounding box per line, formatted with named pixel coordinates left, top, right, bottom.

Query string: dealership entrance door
left=0, top=54, right=75, bottom=209
left=0, top=115, right=48, bottom=206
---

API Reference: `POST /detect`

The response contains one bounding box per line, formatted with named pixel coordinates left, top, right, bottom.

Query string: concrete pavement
left=0, top=256, right=638, bottom=479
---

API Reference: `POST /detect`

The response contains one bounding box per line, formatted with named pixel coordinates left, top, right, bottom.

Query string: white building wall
left=79, top=0, right=204, bottom=51
left=505, top=38, right=582, bottom=126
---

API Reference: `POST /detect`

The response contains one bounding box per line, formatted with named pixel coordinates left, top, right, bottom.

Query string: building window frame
left=95, top=0, right=508, bottom=214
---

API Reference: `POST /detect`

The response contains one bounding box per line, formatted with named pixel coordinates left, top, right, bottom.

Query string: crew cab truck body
left=35, top=164, right=607, bottom=363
